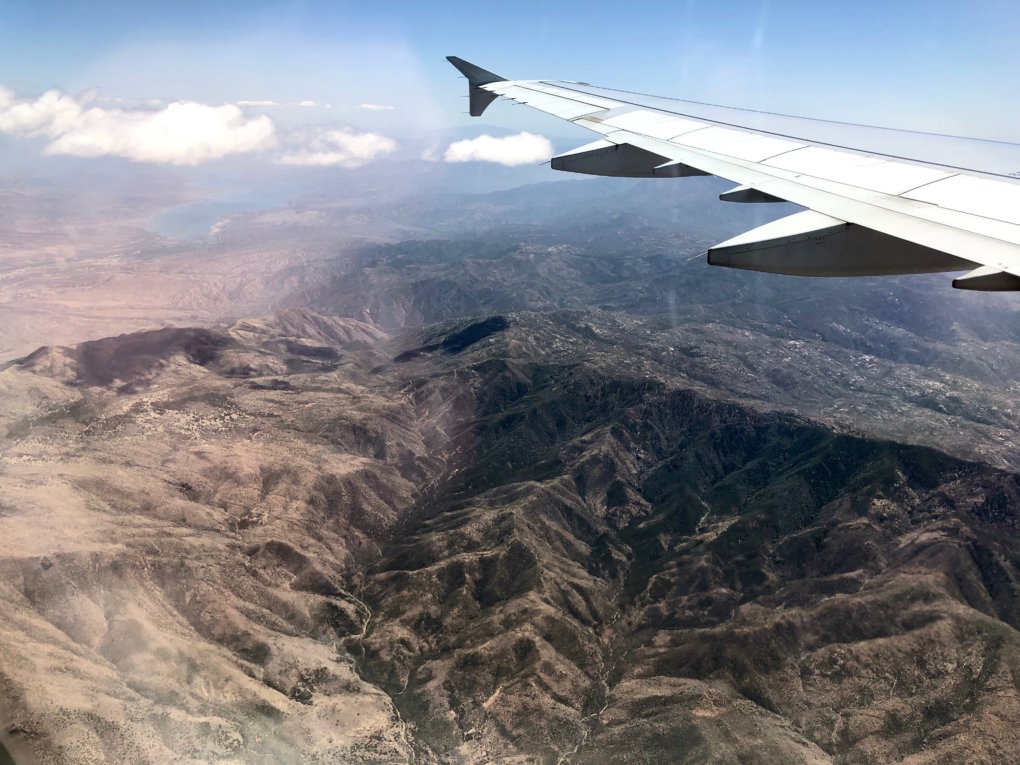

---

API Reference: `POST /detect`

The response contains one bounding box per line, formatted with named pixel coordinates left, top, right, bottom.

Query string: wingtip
left=446, top=56, right=506, bottom=117
left=445, top=56, right=507, bottom=86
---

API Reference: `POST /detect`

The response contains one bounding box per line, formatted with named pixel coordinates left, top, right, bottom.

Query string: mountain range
left=1, top=175, right=1019, bottom=763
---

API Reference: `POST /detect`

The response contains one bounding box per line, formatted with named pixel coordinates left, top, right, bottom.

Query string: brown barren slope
left=0, top=311, right=1017, bottom=764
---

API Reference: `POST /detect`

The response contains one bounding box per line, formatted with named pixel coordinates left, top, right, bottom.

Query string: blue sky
left=0, top=1, right=1017, bottom=169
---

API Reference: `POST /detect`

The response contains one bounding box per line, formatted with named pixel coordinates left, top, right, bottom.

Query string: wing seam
left=537, top=82, right=1020, bottom=182
left=756, top=145, right=808, bottom=164
left=897, top=174, right=962, bottom=197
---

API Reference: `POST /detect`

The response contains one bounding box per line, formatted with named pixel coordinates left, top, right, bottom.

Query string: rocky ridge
left=0, top=310, right=1017, bottom=763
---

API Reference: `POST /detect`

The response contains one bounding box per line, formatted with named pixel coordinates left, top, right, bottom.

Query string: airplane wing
left=448, top=56, right=1020, bottom=291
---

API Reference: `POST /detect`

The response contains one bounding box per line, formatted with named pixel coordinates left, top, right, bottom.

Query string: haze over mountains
left=1, top=162, right=1019, bottom=764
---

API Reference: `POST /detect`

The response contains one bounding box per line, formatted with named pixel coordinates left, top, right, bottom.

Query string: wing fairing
left=708, top=211, right=971, bottom=277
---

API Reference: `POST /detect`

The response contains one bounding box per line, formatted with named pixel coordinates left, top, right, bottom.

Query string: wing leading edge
left=447, top=55, right=1020, bottom=291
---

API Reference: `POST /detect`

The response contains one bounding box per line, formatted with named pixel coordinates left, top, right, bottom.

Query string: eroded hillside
left=1, top=310, right=1017, bottom=764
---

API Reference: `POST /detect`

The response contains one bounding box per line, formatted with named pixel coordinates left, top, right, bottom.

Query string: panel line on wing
left=541, top=81, right=1020, bottom=182
left=755, top=145, right=811, bottom=164
left=544, top=80, right=1020, bottom=150
left=897, top=174, right=962, bottom=197
left=663, top=126, right=715, bottom=140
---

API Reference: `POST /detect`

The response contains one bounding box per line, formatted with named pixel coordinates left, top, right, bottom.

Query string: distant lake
left=150, top=193, right=291, bottom=239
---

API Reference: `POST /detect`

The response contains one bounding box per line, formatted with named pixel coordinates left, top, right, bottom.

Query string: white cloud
left=442, top=132, right=552, bottom=166
left=0, top=85, right=276, bottom=165
left=0, top=85, right=399, bottom=169
left=278, top=128, right=397, bottom=167
left=358, top=103, right=395, bottom=111
left=45, top=103, right=275, bottom=165
left=0, top=87, right=85, bottom=137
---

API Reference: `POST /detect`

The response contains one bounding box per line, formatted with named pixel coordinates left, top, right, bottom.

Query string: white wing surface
left=448, top=56, right=1020, bottom=291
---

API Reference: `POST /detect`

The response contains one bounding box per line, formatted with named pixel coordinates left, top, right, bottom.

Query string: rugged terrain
left=3, top=172, right=1020, bottom=764
left=1, top=307, right=1018, bottom=764
left=280, top=202, right=1020, bottom=471
left=4, top=171, right=1019, bottom=471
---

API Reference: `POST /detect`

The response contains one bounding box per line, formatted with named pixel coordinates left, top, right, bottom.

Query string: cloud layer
left=442, top=132, right=552, bottom=166
left=47, top=103, right=276, bottom=165
left=278, top=128, right=397, bottom=167
left=0, top=85, right=276, bottom=165
left=0, top=85, right=405, bottom=168
left=0, top=86, right=548, bottom=171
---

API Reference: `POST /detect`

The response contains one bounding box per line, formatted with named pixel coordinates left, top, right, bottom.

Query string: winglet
left=446, top=56, right=506, bottom=87
left=447, top=56, right=507, bottom=116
